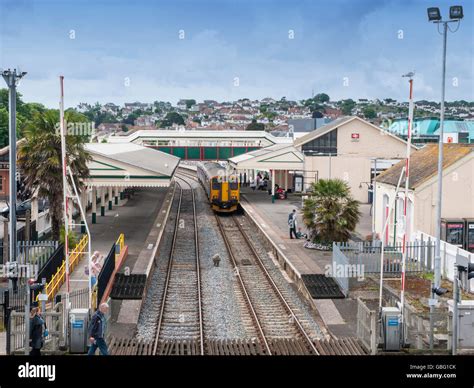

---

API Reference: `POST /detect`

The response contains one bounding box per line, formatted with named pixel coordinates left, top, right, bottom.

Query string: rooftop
left=377, top=143, right=474, bottom=189
left=85, top=143, right=180, bottom=177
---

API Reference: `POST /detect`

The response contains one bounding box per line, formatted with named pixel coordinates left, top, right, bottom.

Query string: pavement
left=240, top=187, right=373, bottom=338
left=59, top=188, right=169, bottom=295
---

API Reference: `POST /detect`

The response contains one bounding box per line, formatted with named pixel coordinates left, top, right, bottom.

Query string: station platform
left=58, top=188, right=169, bottom=295
left=239, top=187, right=372, bottom=338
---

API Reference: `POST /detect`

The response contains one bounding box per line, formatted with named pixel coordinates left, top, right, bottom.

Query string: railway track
left=177, top=168, right=320, bottom=355
left=122, top=169, right=368, bottom=356
left=216, top=214, right=320, bottom=355
left=152, top=177, right=204, bottom=355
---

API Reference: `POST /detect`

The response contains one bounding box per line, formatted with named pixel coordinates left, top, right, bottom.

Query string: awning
left=84, top=143, right=180, bottom=188
left=228, top=144, right=304, bottom=171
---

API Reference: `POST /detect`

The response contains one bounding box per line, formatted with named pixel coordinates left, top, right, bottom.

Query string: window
left=229, top=179, right=239, bottom=190
left=301, top=129, right=337, bottom=156
left=212, top=178, right=220, bottom=190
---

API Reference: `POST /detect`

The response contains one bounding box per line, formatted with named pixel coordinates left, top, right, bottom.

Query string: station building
left=293, top=116, right=416, bottom=203
left=108, top=129, right=292, bottom=160
left=228, top=116, right=414, bottom=202
left=375, top=143, right=474, bottom=248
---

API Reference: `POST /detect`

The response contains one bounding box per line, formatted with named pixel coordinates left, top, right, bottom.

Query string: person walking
left=29, top=306, right=46, bottom=356
left=87, top=303, right=109, bottom=356
left=288, top=209, right=298, bottom=239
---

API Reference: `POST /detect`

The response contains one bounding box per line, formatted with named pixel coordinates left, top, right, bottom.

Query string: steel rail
left=215, top=214, right=273, bottom=355
left=232, top=215, right=319, bottom=355
left=152, top=177, right=204, bottom=355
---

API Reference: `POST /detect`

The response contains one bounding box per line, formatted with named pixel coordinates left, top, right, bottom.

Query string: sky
left=0, top=0, right=473, bottom=108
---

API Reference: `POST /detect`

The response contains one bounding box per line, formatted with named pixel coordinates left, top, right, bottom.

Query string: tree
left=18, top=110, right=91, bottom=240
left=302, top=179, right=360, bottom=243
left=245, top=119, right=265, bottom=131
left=314, top=93, right=330, bottom=103
left=340, top=99, right=356, bottom=115
left=0, top=89, right=45, bottom=147
left=161, top=112, right=185, bottom=127
left=362, top=106, right=377, bottom=119
left=0, top=108, right=8, bottom=148
left=185, top=99, right=196, bottom=109
left=123, top=113, right=138, bottom=125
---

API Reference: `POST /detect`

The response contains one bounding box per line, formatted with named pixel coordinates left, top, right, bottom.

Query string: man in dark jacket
left=87, top=303, right=109, bottom=355
left=29, top=307, right=46, bottom=356
left=288, top=209, right=298, bottom=239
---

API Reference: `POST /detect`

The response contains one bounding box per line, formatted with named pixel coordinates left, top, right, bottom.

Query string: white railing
left=415, top=230, right=474, bottom=293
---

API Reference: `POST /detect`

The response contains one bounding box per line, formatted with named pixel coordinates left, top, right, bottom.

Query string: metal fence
left=8, top=304, right=64, bottom=354
left=332, top=243, right=350, bottom=296
left=0, top=221, right=38, bottom=264
left=416, top=231, right=474, bottom=293
left=334, top=241, right=434, bottom=274
left=356, top=298, right=377, bottom=355
left=97, top=243, right=116, bottom=304
left=35, top=244, right=64, bottom=290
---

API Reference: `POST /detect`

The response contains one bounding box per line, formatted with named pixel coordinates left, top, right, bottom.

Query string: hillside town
left=0, top=0, right=473, bottom=385
left=75, top=97, right=474, bottom=145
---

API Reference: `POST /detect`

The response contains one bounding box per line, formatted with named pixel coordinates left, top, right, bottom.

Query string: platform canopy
left=228, top=144, right=304, bottom=171
left=85, top=143, right=180, bottom=188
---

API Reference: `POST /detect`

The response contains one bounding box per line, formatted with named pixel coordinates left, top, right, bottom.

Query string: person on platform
left=288, top=209, right=298, bottom=239
left=87, top=303, right=109, bottom=356
left=29, top=306, right=47, bottom=356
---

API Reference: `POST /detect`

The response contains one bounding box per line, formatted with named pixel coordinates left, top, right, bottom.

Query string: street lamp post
left=2, top=68, right=27, bottom=354
left=427, top=5, right=463, bottom=295
left=1, top=69, right=27, bottom=290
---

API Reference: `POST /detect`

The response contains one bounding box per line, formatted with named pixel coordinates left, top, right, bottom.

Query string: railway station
left=4, top=117, right=473, bottom=358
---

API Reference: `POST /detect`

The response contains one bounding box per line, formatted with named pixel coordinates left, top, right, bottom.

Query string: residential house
left=375, top=144, right=474, bottom=246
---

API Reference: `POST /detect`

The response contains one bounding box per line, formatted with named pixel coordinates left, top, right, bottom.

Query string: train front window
left=229, top=180, right=239, bottom=190
left=212, top=178, right=220, bottom=190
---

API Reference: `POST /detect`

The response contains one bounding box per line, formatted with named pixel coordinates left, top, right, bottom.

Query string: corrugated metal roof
left=377, top=143, right=474, bottom=189
left=86, top=143, right=180, bottom=177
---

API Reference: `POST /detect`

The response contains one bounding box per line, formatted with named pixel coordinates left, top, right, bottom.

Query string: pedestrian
left=29, top=306, right=47, bottom=356
left=212, top=253, right=221, bottom=267
left=288, top=209, right=298, bottom=239
left=87, top=303, right=109, bottom=356
left=85, top=251, right=103, bottom=288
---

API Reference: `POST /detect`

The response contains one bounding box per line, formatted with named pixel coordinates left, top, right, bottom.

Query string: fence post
left=370, top=310, right=377, bottom=355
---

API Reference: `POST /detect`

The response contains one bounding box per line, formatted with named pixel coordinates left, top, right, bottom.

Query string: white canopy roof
left=85, top=143, right=180, bottom=188
left=228, top=144, right=304, bottom=171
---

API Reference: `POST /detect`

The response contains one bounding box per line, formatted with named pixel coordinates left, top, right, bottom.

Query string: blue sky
left=0, top=0, right=472, bottom=108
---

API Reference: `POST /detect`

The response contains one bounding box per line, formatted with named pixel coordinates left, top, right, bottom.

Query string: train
left=196, top=162, right=240, bottom=212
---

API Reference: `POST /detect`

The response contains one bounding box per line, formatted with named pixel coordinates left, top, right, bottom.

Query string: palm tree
left=18, top=109, right=91, bottom=240
left=302, top=179, right=360, bottom=244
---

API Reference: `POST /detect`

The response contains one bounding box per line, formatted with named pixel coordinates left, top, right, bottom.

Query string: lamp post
left=1, top=69, right=27, bottom=290
left=427, top=5, right=463, bottom=296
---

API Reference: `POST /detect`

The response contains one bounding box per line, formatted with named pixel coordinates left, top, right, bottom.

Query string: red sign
left=351, top=133, right=360, bottom=139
